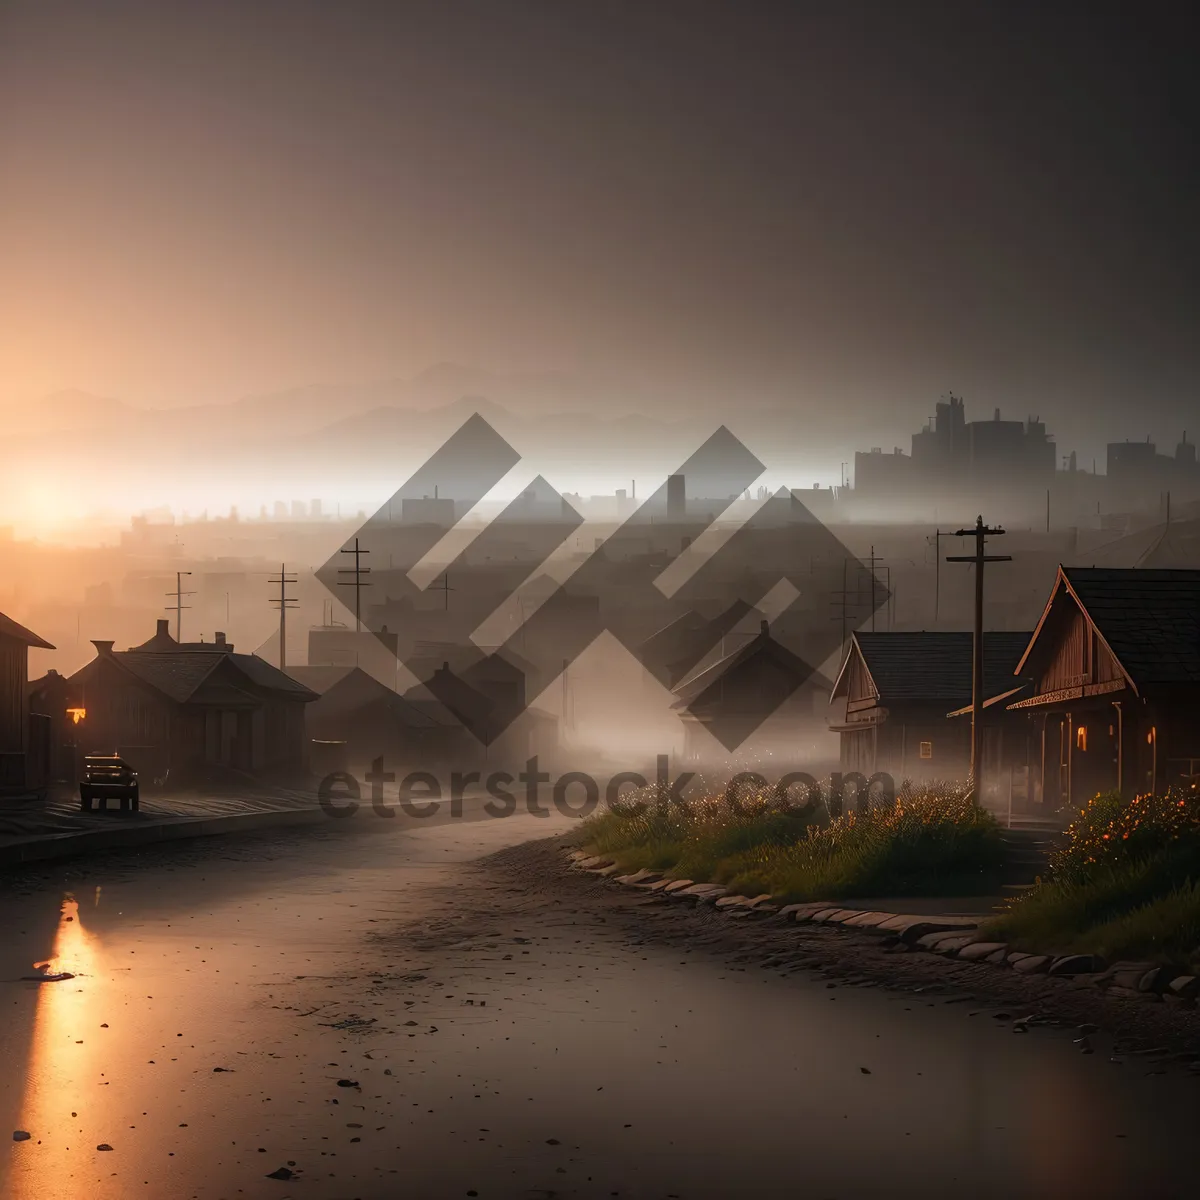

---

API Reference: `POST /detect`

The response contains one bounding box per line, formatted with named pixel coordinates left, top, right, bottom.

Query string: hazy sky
left=2, top=1, right=1198, bottom=448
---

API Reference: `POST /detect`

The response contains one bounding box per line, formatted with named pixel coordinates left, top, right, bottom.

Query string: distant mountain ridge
left=1, top=366, right=860, bottom=509
left=13, top=363, right=639, bottom=439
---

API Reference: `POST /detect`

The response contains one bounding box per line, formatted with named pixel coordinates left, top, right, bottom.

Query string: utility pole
left=946, top=516, right=1011, bottom=797
left=269, top=563, right=299, bottom=670
left=865, top=546, right=885, bottom=632
left=166, top=571, right=194, bottom=642
left=830, top=557, right=850, bottom=648
left=338, top=537, right=371, bottom=632
left=927, top=530, right=945, bottom=623
left=435, top=572, right=455, bottom=611
left=830, top=556, right=877, bottom=648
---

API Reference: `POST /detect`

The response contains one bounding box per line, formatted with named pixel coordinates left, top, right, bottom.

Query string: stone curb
left=0, top=806, right=328, bottom=868
left=564, top=847, right=1198, bottom=1005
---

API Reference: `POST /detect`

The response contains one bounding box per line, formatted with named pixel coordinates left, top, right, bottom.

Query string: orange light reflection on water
left=11, top=894, right=105, bottom=1200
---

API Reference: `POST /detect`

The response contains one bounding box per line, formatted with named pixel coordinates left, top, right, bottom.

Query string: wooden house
left=0, top=610, right=56, bottom=791
left=1006, top=567, right=1200, bottom=803
left=672, top=621, right=833, bottom=760
left=66, top=620, right=317, bottom=786
left=402, top=644, right=560, bottom=767
left=830, top=631, right=1033, bottom=784
left=638, top=600, right=755, bottom=689
left=27, top=667, right=72, bottom=785
left=285, top=664, right=468, bottom=773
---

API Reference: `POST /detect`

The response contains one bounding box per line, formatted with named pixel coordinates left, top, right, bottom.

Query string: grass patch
left=577, top=780, right=1004, bottom=901
left=984, top=787, right=1200, bottom=966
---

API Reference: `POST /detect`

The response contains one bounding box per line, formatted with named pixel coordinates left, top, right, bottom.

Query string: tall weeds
left=986, top=785, right=1200, bottom=964
left=578, top=779, right=1003, bottom=901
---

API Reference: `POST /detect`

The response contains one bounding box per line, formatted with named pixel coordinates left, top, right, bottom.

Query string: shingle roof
left=283, top=665, right=356, bottom=695
left=842, top=631, right=1033, bottom=705
left=639, top=601, right=755, bottom=671
left=671, top=626, right=829, bottom=706
left=404, top=668, right=493, bottom=732
left=117, top=651, right=225, bottom=703
left=0, top=610, right=55, bottom=650
left=1082, top=518, right=1200, bottom=570
left=1054, top=567, right=1200, bottom=684
left=313, top=668, right=442, bottom=729
left=226, top=653, right=318, bottom=698
left=115, top=649, right=317, bottom=703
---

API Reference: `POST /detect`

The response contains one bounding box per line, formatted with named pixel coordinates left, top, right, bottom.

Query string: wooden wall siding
left=1092, top=636, right=1123, bottom=684
left=0, top=638, right=28, bottom=753
left=846, top=649, right=876, bottom=705
left=87, top=666, right=171, bottom=749
left=1039, top=599, right=1092, bottom=692
left=840, top=726, right=875, bottom=771
left=1037, top=594, right=1126, bottom=694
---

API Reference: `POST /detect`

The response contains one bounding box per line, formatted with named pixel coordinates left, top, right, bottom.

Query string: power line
left=926, top=529, right=946, bottom=624
left=830, top=555, right=887, bottom=645
left=165, top=571, right=195, bottom=642
left=268, top=563, right=299, bottom=670
left=338, top=537, right=372, bottom=632
left=946, top=515, right=1012, bottom=796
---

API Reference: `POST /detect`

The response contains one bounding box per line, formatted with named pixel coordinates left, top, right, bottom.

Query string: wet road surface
left=2, top=811, right=1197, bottom=1200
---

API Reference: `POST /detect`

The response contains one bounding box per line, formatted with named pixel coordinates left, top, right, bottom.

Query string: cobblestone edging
left=565, top=851, right=1199, bottom=1009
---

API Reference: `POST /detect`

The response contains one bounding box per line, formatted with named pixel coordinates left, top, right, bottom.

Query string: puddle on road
left=1, top=821, right=1196, bottom=1199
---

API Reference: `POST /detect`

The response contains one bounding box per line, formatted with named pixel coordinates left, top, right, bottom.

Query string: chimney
left=91, top=640, right=115, bottom=656
left=156, top=618, right=170, bottom=638
left=214, top=631, right=229, bottom=649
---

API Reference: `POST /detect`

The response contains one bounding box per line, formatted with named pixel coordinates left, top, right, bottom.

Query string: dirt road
left=2, top=811, right=1197, bottom=1199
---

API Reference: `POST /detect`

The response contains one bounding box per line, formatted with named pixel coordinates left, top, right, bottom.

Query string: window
left=919, top=741, right=933, bottom=760
left=1076, top=725, right=1087, bottom=752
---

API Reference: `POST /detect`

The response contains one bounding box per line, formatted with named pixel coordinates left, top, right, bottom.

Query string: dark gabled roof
left=189, top=678, right=261, bottom=708
left=473, top=647, right=537, bottom=679
left=400, top=697, right=464, bottom=728
left=641, top=600, right=758, bottom=685
left=671, top=625, right=830, bottom=707
left=116, top=651, right=227, bottom=703
left=92, top=646, right=318, bottom=705
left=404, top=667, right=493, bottom=731
left=311, top=667, right=442, bottom=729
left=225, top=653, right=318, bottom=698
left=0, top=610, right=55, bottom=650
left=1018, top=566, right=1200, bottom=686
left=1082, top=517, right=1200, bottom=570
left=834, top=631, right=1034, bottom=705
left=283, top=665, right=356, bottom=695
